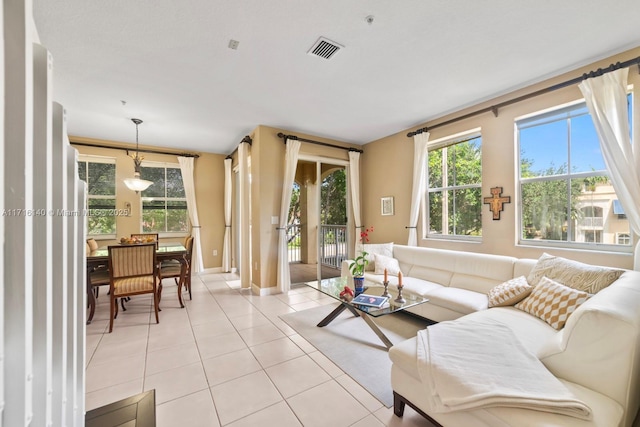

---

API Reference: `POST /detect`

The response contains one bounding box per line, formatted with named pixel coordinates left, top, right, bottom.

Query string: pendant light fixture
left=124, top=118, right=153, bottom=192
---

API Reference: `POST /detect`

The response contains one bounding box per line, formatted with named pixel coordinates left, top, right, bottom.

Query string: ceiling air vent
left=307, top=37, right=343, bottom=60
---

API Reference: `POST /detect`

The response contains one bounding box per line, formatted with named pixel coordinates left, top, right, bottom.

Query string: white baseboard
left=251, top=283, right=280, bottom=296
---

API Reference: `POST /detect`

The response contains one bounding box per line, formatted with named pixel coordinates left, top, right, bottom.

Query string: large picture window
left=141, top=163, right=189, bottom=234
left=517, top=97, right=632, bottom=249
left=78, top=156, right=117, bottom=236
left=427, top=131, right=482, bottom=239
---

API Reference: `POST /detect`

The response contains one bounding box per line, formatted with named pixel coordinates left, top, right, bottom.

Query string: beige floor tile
left=238, top=323, right=286, bottom=347
left=287, top=333, right=317, bottom=354
left=86, top=353, right=146, bottom=393
left=156, top=389, right=220, bottom=427
left=191, top=319, right=237, bottom=341
left=335, top=374, right=384, bottom=413
left=144, top=362, right=209, bottom=405
left=147, top=324, right=195, bottom=353
left=202, top=348, right=262, bottom=386
left=228, top=312, right=271, bottom=331
left=196, top=331, right=247, bottom=360
left=265, top=355, right=332, bottom=398
left=308, top=350, right=345, bottom=378
left=210, top=371, right=283, bottom=425
left=249, top=337, right=305, bottom=368
left=84, top=378, right=144, bottom=412
left=351, top=414, right=386, bottom=427
left=226, top=401, right=302, bottom=427
left=145, top=340, right=201, bottom=376
left=287, top=381, right=369, bottom=427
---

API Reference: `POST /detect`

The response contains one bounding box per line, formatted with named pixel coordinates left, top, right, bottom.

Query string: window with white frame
left=140, top=163, right=188, bottom=234
left=426, top=131, right=482, bottom=239
left=517, top=96, right=632, bottom=249
left=78, top=156, right=117, bottom=236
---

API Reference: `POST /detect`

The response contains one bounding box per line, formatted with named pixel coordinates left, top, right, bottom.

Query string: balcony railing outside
left=287, top=224, right=301, bottom=263
left=579, top=217, right=604, bottom=228
left=320, top=225, right=347, bottom=269
left=287, top=224, right=347, bottom=269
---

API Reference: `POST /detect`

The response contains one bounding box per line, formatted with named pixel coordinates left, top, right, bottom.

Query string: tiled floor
left=85, top=272, right=435, bottom=427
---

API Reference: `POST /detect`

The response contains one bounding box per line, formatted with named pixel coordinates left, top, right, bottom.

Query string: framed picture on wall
left=381, top=196, right=394, bottom=216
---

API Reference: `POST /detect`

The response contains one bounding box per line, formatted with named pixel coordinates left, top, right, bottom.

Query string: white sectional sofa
left=341, top=244, right=640, bottom=427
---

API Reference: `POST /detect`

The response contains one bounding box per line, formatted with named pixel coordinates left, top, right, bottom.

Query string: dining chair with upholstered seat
left=159, top=236, right=194, bottom=307
left=107, top=242, right=160, bottom=333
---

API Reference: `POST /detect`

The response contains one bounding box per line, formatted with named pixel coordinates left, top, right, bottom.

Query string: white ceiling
left=32, top=0, right=640, bottom=155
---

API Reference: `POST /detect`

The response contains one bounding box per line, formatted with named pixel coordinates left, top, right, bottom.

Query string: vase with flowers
left=349, top=226, right=374, bottom=295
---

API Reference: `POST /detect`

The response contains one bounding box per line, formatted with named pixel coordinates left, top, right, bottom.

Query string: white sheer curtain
left=579, top=68, right=640, bottom=270
left=178, top=157, right=204, bottom=272
left=408, top=132, right=430, bottom=246
left=222, top=157, right=232, bottom=272
left=238, top=142, right=251, bottom=288
left=348, top=151, right=362, bottom=254
left=276, top=138, right=301, bottom=293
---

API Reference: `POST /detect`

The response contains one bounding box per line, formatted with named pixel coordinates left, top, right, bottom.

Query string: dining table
left=86, top=242, right=188, bottom=324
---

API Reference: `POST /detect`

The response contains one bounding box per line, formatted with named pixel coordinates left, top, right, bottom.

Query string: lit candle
left=398, top=271, right=403, bottom=287
left=384, top=268, right=388, bottom=282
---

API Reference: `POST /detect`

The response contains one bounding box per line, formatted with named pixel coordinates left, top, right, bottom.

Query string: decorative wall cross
left=484, top=187, right=511, bottom=220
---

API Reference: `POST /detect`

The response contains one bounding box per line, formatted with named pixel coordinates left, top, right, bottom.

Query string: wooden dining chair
left=159, top=236, right=194, bottom=307
left=107, top=243, right=160, bottom=333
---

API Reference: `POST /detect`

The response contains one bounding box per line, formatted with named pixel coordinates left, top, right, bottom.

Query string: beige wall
left=72, top=137, right=226, bottom=270
left=248, top=125, right=357, bottom=289
left=362, top=46, right=640, bottom=269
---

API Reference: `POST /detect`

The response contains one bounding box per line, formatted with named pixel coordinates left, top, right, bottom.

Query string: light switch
left=271, top=216, right=279, bottom=225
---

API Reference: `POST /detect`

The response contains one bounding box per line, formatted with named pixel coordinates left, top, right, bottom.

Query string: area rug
left=280, top=303, right=432, bottom=407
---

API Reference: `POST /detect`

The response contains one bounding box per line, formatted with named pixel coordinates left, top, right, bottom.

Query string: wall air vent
left=307, top=37, right=343, bottom=60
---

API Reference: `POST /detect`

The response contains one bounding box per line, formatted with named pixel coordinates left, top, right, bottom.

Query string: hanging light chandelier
left=124, top=118, right=153, bottom=192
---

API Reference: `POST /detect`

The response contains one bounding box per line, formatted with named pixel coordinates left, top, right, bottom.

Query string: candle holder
left=381, top=281, right=390, bottom=298
left=394, top=283, right=406, bottom=304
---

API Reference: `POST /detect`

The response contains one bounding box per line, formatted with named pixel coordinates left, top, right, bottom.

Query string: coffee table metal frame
left=305, top=276, right=428, bottom=350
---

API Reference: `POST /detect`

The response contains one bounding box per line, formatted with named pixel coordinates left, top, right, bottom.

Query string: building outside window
left=426, top=131, right=482, bottom=239
left=140, top=163, right=189, bottom=234
left=517, top=96, right=632, bottom=249
left=78, top=156, right=117, bottom=236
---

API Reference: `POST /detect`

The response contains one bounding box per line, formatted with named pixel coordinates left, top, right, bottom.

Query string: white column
left=75, top=182, right=86, bottom=426
left=3, top=1, right=35, bottom=425
left=65, top=143, right=78, bottom=425
left=32, top=43, right=53, bottom=427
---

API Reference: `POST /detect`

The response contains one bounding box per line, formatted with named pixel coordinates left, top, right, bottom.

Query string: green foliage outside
left=141, top=166, right=189, bottom=233
left=428, top=138, right=482, bottom=237
left=79, top=161, right=117, bottom=235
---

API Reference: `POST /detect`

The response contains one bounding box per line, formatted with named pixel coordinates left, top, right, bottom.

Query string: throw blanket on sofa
left=416, top=319, right=592, bottom=420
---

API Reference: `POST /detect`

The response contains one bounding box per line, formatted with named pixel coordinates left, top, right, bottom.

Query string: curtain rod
left=226, top=135, right=252, bottom=159
left=407, top=56, right=640, bottom=137
left=70, top=140, right=200, bottom=158
left=276, top=132, right=363, bottom=153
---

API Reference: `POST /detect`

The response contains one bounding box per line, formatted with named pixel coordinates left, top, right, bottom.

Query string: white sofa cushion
left=373, top=253, right=401, bottom=276
left=425, top=287, right=489, bottom=315
left=363, top=242, right=393, bottom=271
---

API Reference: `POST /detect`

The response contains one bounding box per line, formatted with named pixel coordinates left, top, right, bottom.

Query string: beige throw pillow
left=362, top=242, right=394, bottom=271
left=373, top=254, right=401, bottom=276
left=487, top=276, right=533, bottom=308
left=515, top=276, right=589, bottom=330
left=527, top=253, right=623, bottom=294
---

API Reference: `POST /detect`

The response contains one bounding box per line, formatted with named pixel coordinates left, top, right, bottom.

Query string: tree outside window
left=78, top=157, right=116, bottom=236
left=141, top=164, right=188, bottom=233
left=518, top=98, right=631, bottom=248
left=427, top=133, right=482, bottom=238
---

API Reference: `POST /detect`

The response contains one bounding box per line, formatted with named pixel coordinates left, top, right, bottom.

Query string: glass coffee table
left=305, top=276, right=428, bottom=349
